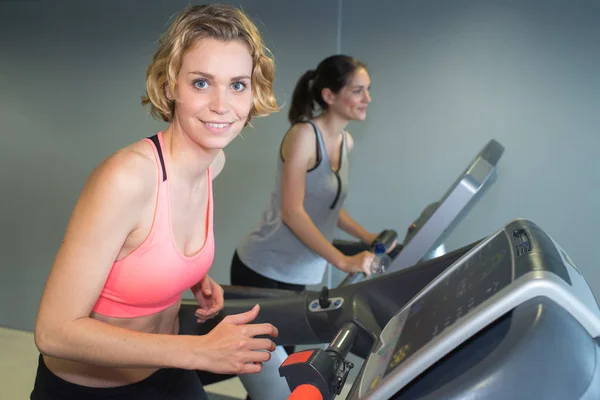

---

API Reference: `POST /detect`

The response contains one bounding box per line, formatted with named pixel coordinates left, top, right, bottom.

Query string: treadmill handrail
left=181, top=286, right=299, bottom=304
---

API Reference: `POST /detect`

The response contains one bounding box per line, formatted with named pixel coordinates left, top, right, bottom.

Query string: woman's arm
left=34, top=149, right=192, bottom=368
left=280, top=124, right=349, bottom=270
left=280, top=124, right=373, bottom=274
left=34, top=148, right=276, bottom=374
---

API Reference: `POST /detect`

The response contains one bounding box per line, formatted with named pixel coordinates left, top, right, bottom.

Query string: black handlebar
left=220, top=285, right=301, bottom=300
left=373, top=229, right=398, bottom=250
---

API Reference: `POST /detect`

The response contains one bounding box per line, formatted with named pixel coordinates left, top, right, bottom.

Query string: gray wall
left=336, top=0, right=600, bottom=286
left=1, top=0, right=599, bottom=332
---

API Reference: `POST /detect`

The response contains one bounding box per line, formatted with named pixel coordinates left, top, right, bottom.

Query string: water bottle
left=370, top=243, right=392, bottom=276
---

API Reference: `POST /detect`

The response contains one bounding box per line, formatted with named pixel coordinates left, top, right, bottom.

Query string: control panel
left=353, top=219, right=600, bottom=400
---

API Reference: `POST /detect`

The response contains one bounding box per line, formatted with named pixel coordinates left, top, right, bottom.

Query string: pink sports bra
left=92, top=132, right=215, bottom=318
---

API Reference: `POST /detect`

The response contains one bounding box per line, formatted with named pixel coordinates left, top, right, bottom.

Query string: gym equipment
left=183, top=139, right=505, bottom=398
left=273, top=219, right=600, bottom=399
left=182, top=228, right=397, bottom=395
left=336, top=138, right=504, bottom=285
left=212, top=137, right=504, bottom=302
left=184, top=239, right=480, bottom=350
left=180, top=239, right=480, bottom=395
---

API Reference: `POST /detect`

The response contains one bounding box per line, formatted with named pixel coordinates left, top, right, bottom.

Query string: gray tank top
left=236, top=120, right=349, bottom=285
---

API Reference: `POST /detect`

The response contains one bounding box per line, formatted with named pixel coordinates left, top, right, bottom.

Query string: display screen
left=360, top=221, right=575, bottom=397
left=382, top=232, right=512, bottom=378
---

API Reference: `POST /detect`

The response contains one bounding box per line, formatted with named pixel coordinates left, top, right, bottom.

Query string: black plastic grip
left=372, top=229, right=398, bottom=251
left=220, top=285, right=300, bottom=300
left=326, top=322, right=360, bottom=359
left=221, top=294, right=321, bottom=346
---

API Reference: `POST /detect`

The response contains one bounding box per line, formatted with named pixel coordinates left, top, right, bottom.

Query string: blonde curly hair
left=141, top=4, right=279, bottom=123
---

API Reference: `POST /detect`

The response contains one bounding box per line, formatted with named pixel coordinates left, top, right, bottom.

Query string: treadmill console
left=386, top=139, right=505, bottom=273
left=352, top=219, right=600, bottom=400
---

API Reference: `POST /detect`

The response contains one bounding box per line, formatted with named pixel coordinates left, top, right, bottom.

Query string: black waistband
left=31, top=354, right=178, bottom=399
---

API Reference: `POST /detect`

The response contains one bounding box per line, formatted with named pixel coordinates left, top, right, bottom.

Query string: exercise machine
left=335, top=138, right=504, bottom=285
left=180, top=238, right=481, bottom=396
left=182, top=139, right=505, bottom=398
left=269, top=219, right=600, bottom=399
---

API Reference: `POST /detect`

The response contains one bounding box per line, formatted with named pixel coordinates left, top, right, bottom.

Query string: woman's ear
left=321, top=87, right=337, bottom=106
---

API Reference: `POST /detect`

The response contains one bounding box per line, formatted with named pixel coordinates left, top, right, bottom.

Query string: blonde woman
left=31, top=4, right=279, bottom=399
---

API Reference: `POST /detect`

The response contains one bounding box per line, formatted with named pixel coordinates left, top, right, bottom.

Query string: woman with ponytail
left=232, top=53, right=394, bottom=332
left=229, top=53, right=395, bottom=400
left=232, top=53, right=393, bottom=297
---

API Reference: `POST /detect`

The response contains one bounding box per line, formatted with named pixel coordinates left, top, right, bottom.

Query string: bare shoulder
left=33, top=139, right=161, bottom=334
left=344, top=131, right=355, bottom=153
left=282, top=122, right=317, bottom=159
left=287, top=121, right=317, bottom=144
left=82, top=140, right=158, bottom=206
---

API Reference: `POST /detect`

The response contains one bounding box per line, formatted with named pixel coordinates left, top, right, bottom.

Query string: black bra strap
left=147, top=135, right=167, bottom=181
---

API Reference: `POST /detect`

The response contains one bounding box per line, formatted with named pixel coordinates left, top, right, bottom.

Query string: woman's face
left=328, top=67, right=372, bottom=122
left=172, top=37, right=254, bottom=150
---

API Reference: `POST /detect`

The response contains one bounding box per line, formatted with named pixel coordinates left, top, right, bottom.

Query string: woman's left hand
left=193, top=275, right=225, bottom=323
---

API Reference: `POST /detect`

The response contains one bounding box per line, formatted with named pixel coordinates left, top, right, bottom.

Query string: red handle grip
left=288, top=384, right=323, bottom=400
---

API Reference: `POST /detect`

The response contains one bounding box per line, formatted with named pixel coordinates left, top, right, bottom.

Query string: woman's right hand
left=190, top=304, right=279, bottom=374
left=341, top=251, right=376, bottom=276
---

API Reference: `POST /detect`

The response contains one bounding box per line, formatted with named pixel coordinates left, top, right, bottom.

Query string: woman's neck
left=161, top=124, right=218, bottom=186
left=315, top=111, right=349, bottom=139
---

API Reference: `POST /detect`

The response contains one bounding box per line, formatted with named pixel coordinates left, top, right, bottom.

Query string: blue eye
left=193, top=79, right=209, bottom=89
left=231, top=81, right=247, bottom=92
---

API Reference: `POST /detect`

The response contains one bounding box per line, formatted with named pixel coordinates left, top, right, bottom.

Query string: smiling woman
left=166, top=38, right=255, bottom=148
left=30, top=4, right=279, bottom=400
left=231, top=54, right=397, bottom=363
left=233, top=55, right=384, bottom=293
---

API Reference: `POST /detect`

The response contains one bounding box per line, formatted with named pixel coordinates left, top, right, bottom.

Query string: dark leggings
left=230, top=250, right=305, bottom=355
left=30, top=355, right=207, bottom=400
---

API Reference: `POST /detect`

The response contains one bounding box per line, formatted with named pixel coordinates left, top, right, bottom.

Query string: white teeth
left=205, top=122, right=230, bottom=128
